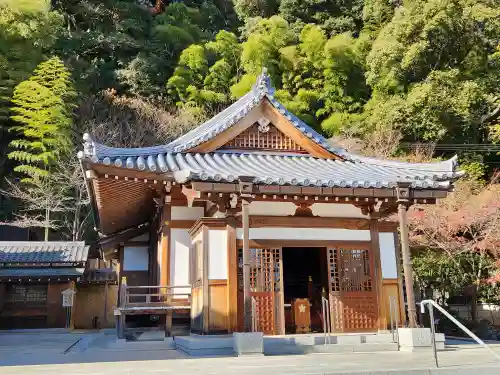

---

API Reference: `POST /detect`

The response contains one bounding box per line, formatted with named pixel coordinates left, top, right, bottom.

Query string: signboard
left=61, top=288, right=76, bottom=307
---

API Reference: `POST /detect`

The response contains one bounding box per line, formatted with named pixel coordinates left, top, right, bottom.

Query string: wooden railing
left=119, top=281, right=191, bottom=309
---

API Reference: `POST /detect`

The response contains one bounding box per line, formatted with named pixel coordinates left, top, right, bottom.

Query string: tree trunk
left=470, top=283, right=478, bottom=322
left=44, top=202, right=49, bottom=241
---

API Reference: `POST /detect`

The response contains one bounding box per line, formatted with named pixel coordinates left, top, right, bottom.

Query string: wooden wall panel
left=46, top=282, right=71, bottom=328
left=74, top=284, right=118, bottom=329
left=381, top=279, right=404, bottom=327
left=209, top=280, right=228, bottom=332
left=191, top=286, right=203, bottom=333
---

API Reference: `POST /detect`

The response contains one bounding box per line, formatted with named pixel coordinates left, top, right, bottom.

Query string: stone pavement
left=1, top=344, right=500, bottom=375
left=2, top=331, right=500, bottom=374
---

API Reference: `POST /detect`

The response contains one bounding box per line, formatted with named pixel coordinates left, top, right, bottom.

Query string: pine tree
left=8, top=57, right=75, bottom=183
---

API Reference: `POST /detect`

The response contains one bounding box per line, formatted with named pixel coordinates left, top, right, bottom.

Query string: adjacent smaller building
left=0, top=241, right=116, bottom=330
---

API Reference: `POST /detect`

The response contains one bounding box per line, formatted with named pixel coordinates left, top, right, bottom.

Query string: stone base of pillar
left=397, top=327, right=433, bottom=352
left=233, top=332, right=264, bottom=356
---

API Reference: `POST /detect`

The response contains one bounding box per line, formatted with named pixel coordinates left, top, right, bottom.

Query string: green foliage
left=233, top=0, right=279, bottom=20
left=167, top=30, right=242, bottom=110
left=8, top=57, right=75, bottom=182
left=413, top=248, right=497, bottom=305
left=278, top=0, right=364, bottom=36
left=363, top=0, right=499, bottom=143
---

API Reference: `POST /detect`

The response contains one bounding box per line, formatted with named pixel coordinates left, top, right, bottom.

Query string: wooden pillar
left=242, top=199, right=251, bottom=332
left=394, top=231, right=406, bottom=325
left=160, top=197, right=172, bottom=335
left=160, top=198, right=171, bottom=287
left=103, top=281, right=109, bottom=327
left=202, top=226, right=210, bottom=334
left=397, top=201, right=417, bottom=328
left=370, top=219, right=385, bottom=330
left=226, top=217, right=238, bottom=332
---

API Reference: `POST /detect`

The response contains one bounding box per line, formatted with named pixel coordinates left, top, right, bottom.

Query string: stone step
left=264, top=342, right=399, bottom=355
left=173, top=333, right=401, bottom=357
left=106, top=337, right=176, bottom=351
left=175, top=335, right=235, bottom=357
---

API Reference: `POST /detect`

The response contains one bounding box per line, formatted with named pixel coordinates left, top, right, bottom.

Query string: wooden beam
left=237, top=239, right=373, bottom=248
left=191, top=182, right=445, bottom=202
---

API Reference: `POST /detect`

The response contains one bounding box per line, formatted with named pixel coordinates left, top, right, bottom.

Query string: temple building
left=78, top=71, right=462, bottom=337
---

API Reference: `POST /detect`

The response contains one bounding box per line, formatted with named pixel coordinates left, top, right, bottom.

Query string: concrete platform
left=173, top=333, right=399, bottom=356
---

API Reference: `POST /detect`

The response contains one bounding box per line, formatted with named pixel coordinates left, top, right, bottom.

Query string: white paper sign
left=61, top=288, right=76, bottom=307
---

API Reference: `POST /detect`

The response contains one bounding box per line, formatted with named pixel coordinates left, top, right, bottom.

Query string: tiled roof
left=0, top=242, right=89, bottom=263
left=78, top=69, right=462, bottom=190
left=0, top=267, right=84, bottom=278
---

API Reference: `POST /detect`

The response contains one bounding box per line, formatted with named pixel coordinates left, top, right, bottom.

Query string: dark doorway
left=282, top=247, right=329, bottom=333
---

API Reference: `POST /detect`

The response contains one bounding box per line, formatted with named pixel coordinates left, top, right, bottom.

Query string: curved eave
left=79, top=69, right=459, bottom=175
left=80, top=152, right=461, bottom=191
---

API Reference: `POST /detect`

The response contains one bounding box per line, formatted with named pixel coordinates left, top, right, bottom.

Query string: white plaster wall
left=170, top=229, right=191, bottom=295
left=236, top=228, right=370, bottom=241
left=171, top=206, right=204, bottom=220
left=311, top=203, right=367, bottom=218
left=248, top=201, right=367, bottom=218
left=123, top=246, right=149, bottom=271
left=379, top=232, right=398, bottom=279
left=208, top=229, right=228, bottom=280
left=249, top=202, right=296, bottom=216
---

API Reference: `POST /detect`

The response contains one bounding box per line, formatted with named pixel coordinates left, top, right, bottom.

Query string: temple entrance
left=282, top=247, right=329, bottom=333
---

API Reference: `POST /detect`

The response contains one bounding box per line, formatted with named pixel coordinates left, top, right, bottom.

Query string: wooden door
left=238, top=248, right=284, bottom=335
left=190, top=240, right=205, bottom=333
left=327, top=244, right=378, bottom=332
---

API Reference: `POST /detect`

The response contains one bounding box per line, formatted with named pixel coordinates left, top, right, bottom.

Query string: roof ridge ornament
left=79, top=133, right=96, bottom=159
left=253, top=67, right=275, bottom=97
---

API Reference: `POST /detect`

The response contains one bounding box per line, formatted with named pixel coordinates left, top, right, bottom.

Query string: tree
left=233, top=0, right=279, bottom=20
left=8, top=57, right=75, bottom=182
left=0, top=155, right=91, bottom=241
left=167, top=30, right=242, bottom=110
left=278, top=0, right=364, bottom=36
left=0, top=4, right=62, bottom=187
left=364, top=0, right=500, bottom=144
left=409, top=177, right=500, bottom=320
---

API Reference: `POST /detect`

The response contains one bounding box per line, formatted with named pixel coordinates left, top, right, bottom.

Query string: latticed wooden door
left=238, top=248, right=284, bottom=335
left=327, top=244, right=378, bottom=332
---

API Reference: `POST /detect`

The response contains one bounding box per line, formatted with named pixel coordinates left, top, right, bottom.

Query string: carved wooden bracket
left=293, top=203, right=314, bottom=217
left=181, top=185, right=201, bottom=207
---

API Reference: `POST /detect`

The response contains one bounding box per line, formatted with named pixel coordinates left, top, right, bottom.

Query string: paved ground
left=1, top=331, right=500, bottom=374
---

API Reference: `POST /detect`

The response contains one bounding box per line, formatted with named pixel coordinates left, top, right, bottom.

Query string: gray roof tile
left=0, top=267, right=84, bottom=278
left=0, top=242, right=89, bottom=263
left=78, top=69, right=462, bottom=189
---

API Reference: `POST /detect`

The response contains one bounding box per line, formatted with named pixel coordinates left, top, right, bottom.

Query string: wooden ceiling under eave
left=92, top=178, right=155, bottom=235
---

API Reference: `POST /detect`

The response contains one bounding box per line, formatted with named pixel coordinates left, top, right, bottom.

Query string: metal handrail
left=421, top=299, right=500, bottom=367
left=322, top=296, right=331, bottom=345
left=389, top=296, right=400, bottom=347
